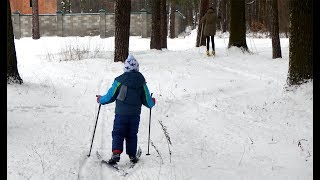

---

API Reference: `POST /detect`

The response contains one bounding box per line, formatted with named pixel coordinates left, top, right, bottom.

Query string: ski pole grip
left=96, top=95, right=99, bottom=97
left=151, top=93, right=153, bottom=97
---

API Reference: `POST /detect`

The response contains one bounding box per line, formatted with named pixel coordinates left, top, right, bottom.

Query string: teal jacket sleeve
left=141, top=83, right=155, bottom=108
left=99, top=80, right=121, bottom=105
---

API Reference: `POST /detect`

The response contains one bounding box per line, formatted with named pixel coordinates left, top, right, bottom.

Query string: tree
left=160, top=0, right=168, bottom=48
left=271, top=0, right=282, bottom=59
left=114, top=0, right=131, bottom=62
left=196, top=0, right=209, bottom=47
left=7, top=0, right=23, bottom=84
left=60, top=0, right=71, bottom=13
left=287, top=0, right=312, bottom=85
left=169, top=0, right=176, bottom=39
left=278, top=0, right=289, bottom=37
left=150, top=0, right=161, bottom=50
left=32, top=0, right=40, bottom=39
left=220, top=0, right=227, bottom=32
left=228, top=0, right=248, bottom=51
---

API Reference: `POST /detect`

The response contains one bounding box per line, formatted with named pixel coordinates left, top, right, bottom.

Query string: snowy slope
left=7, top=29, right=312, bottom=180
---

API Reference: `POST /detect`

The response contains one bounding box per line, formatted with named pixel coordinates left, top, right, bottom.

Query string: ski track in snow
left=7, top=35, right=312, bottom=180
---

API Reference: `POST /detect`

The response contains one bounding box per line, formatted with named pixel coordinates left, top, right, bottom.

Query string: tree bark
left=228, top=0, right=248, bottom=51
left=32, top=0, right=40, bottom=39
left=114, top=0, right=131, bottom=62
left=287, top=0, right=313, bottom=85
left=150, top=0, right=161, bottom=49
left=169, top=0, right=175, bottom=39
left=271, top=0, right=282, bottom=59
left=194, top=0, right=199, bottom=30
left=196, top=0, right=209, bottom=47
left=221, top=0, right=227, bottom=32
left=186, top=2, right=194, bottom=28
left=7, top=0, right=23, bottom=84
left=160, top=0, right=167, bottom=48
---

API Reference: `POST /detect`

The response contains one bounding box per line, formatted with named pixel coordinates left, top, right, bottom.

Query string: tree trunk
left=278, top=0, right=289, bottom=37
left=7, top=0, right=23, bottom=84
left=194, top=0, right=199, bottom=30
left=169, top=0, right=175, bottom=39
left=114, top=0, right=131, bottom=62
left=271, top=0, right=282, bottom=59
left=287, top=0, right=313, bottom=85
left=216, top=0, right=222, bottom=31
left=221, top=0, right=227, bottom=32
left=160, top=0, right=167, bottom=48
left=226, top=0, right=231, bottom=32
left=32, top=0, right=40, bottom=39
left=245, top=0, right=251, bottom=31
left=228, top=0, right=248, bottom=51
left=186, top=2, right=194, bottom=28
left=150, top=0, right=161, bottom=49
left=196, top=0, right=209, bottom=47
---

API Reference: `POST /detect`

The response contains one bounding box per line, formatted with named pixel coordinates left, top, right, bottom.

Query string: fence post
left=12, top=11, right=21, bottom=39
left=56, top=10, right=63, bottom=37
left=99, top=9, right=106, bottom=38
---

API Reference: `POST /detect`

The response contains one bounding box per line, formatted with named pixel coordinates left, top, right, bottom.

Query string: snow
left=7, top=29, right=312, bottom=180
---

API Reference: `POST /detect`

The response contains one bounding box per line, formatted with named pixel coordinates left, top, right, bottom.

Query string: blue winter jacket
left=99, top=71, right=154, bottom=115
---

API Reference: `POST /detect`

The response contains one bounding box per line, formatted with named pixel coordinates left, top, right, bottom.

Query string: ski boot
left=129, top=155, right=139, bottom=163
left=212, top=50, right=215, bottom=56
left=107, top=153, right=120, bottom=164
left=206, top=50, right=210, bottom=56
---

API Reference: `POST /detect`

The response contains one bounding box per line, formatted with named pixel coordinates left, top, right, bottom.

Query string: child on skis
left=96, top=54, right=155, bottom=164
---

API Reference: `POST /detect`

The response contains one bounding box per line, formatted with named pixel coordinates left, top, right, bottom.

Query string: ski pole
left=87, top=96, right=102, bottom=157
left=146, top=93, right=153, bottom=155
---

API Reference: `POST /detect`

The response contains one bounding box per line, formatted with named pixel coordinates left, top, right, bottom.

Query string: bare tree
left=32, top=0, right=40, bottom=39
left=7, top=0, right=23, bottom=84
left=160, top=0, right=168, bottom=48
left=228, top=0, right=248, bottom=51
left=271, top=0, right=282, bottom=59
left=114, top=0, right=131, bottom=62
left=169, top=0, right=176, bottom=39
left=287, top=0, right=312, bottom=85
left=150, top=0, right=161, bottom=49
left=196, top=0, right=209, bottom=47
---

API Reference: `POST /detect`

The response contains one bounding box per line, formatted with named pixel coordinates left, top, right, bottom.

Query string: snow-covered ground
left=7, top=29, right=312, bottom=180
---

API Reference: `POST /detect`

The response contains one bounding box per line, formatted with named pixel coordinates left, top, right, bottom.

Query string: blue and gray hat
left=124, top=54, right=139, bottom=72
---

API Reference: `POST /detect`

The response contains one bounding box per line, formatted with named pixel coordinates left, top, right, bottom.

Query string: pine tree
left=287, top=0, right=313, bottom=85
left=114, top=0, right=131, bottom=62
left=32, top=0, right=40, bottom=39
left=160, top=0, right=168, bottom=48
left=150, top=0, right=162, bottom=49
left=271, top=0, right=282, bottom=59
left=169, top=0, right=176, bottom=39
left=228, top=0, right=248, bottom=51
left=7, top=0, right=23, bottom=84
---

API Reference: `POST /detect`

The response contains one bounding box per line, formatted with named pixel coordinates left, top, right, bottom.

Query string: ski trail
left=77, top=78, right=107, bottom=180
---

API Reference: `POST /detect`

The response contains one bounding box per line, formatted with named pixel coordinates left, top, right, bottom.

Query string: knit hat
left=124, top=54, right=139, bottom=72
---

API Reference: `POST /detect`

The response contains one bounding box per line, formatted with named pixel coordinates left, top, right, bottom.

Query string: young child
left=96, top=54, right=155, bottom=164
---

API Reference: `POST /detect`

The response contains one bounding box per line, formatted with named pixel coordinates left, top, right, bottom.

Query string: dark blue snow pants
left=112, top=114, right=140, bottom=157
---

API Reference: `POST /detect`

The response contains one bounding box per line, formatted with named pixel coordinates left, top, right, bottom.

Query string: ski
left=99, top=147, right=142, bottom=176
left=101, top=160, right=128, bottom=176
left=129, top=147, right=142, bottom=168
